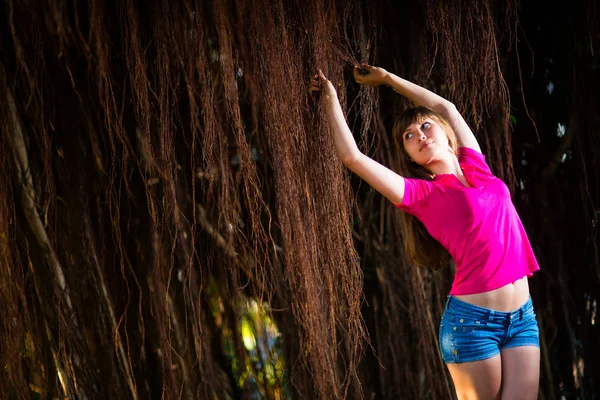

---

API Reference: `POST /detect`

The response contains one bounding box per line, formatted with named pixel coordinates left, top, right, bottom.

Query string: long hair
left=392, top=106, right=459, bottom=271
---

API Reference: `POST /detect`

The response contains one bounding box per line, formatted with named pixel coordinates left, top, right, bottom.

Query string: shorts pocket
left=446, top=315, right=501, bottom=363
left=521, top=306, right=537, bottom=322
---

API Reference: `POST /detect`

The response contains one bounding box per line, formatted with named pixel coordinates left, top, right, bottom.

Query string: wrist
left=322, top=91, right=339, bottom=105
left=382, top=71, right=393, bottom=85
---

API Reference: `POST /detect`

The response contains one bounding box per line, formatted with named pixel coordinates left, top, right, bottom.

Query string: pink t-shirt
left=395, top=147, right=539, bottom=295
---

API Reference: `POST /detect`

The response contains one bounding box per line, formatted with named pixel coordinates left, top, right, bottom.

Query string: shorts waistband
left=444, top=295, right=533, bottom=323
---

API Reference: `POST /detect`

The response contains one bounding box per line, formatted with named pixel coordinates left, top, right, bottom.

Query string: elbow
left=436, top=101, right=458, bottom=118
left=340, top=151, right=361, bottom=167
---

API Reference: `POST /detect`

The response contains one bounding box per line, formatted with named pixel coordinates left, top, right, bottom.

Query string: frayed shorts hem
left=443, top=343, right=541, bottom=364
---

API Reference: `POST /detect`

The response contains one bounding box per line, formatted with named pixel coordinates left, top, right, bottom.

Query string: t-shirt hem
left=449, top=268, right=539, bottom=296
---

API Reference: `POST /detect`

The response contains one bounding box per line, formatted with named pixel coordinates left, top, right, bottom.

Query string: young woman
left=309, top=66, right=540, bottom=400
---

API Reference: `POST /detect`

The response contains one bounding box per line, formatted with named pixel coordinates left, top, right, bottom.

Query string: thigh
left=447, top=355, right=502, bottom=400
left=500, top=346, right=540, bottom=400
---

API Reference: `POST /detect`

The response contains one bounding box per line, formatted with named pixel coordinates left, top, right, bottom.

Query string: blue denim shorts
left=439, top=296, right=540, bottom=364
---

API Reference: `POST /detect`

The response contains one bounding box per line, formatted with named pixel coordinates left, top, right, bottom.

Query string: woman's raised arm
left=310, top=70, right=406, bottom=205
left=354, top=65, right=481, bottom=153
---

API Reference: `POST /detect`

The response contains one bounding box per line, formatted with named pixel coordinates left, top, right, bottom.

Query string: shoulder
left=394, top=177, right=440, bottom=214
left=458, top=147, right=492, bottom=174
left=458, top=146, right=485, bottom=161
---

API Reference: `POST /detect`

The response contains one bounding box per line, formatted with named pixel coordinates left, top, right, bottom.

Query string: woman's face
left=401, top=118, right=454, bottom=167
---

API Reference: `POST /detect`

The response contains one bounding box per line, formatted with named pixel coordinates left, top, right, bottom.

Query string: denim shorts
left=439, top=296, right=540, bottom=364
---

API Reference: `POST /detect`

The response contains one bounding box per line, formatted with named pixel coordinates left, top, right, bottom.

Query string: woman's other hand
left=309, top=69, right=337, bottom=102
left=353, top=64, right=388, bottom=86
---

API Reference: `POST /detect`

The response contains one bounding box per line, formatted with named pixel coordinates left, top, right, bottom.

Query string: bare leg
left=447, top=355, right=502, bottom=400
left=500, top=346, right=540, bottom=400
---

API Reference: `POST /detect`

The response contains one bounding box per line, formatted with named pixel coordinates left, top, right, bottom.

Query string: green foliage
left=208, top=279, right=288, bottom=399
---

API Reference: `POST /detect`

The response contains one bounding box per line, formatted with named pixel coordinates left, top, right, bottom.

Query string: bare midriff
left=453, top=276, right=530, bottom=312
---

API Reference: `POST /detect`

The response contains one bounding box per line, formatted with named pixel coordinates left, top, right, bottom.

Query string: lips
left=420, top=141, right=434, bottom=151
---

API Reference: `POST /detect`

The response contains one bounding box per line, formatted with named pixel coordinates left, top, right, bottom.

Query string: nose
left=417, top=130, right=427, bottom=141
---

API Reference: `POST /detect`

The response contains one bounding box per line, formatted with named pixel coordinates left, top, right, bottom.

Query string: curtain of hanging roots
left=8, top=0, right=597, bottom=399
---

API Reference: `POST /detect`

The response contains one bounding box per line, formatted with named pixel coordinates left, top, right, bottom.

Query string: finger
left=318, top=69, right=328, bottom=81
left=354, top=65, right=369, bottom=76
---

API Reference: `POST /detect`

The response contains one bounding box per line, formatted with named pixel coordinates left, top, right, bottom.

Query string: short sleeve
left=393, top=178, right=435, bottom=216
left=458, top=147, right=492, bottom=175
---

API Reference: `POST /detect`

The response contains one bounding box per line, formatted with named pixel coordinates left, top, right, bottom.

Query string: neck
left=427, top=156, right=463, bottom=178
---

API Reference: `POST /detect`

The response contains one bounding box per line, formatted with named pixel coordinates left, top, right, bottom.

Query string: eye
left=421, top=122, right=431, bottom=129
left=404, top=132, right=413, bottom=140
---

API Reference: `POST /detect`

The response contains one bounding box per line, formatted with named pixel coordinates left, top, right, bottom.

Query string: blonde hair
left=392, top=107, right=459, bottom=270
